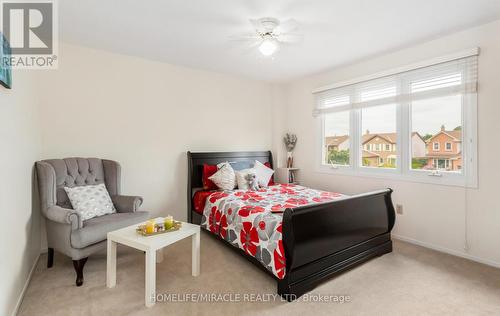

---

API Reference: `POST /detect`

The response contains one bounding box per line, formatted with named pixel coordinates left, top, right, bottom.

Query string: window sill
left=316, top=164, right=477, bottom=188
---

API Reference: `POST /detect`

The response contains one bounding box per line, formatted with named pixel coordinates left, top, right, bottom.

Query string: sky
left=325, top=95, right=462, bottom=137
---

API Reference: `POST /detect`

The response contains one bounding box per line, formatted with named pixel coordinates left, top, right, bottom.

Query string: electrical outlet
left=396, top=204, right=403, bottom=215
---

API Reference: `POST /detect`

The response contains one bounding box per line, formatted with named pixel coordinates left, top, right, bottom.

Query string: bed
left=187, top=151, right=395, bottom=301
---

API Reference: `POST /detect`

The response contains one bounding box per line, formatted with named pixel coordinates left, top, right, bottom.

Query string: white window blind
left=313, top=54, right=478, bottom=116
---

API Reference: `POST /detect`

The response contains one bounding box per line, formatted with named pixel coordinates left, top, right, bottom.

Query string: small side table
left=106, top=220, right=200, bottom=307
left=276, top=167, right=300, bottom=184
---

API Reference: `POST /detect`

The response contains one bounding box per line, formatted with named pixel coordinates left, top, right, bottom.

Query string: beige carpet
left=18, top=234, right=500, bottom=316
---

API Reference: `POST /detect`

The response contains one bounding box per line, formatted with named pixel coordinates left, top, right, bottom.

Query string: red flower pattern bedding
left=200, top=184, right=346, bottom=279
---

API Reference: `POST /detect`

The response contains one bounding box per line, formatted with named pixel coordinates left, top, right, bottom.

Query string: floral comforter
left=200, top=184, right=346, bottom=279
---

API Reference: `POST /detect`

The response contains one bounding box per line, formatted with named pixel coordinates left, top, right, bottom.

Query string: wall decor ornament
left=283, top=133, right=297, bottom=168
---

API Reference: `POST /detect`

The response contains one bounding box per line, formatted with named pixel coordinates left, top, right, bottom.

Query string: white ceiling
left=60, top=0, right=500, bottom=82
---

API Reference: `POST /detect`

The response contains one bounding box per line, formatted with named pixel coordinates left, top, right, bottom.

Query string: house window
left=434, top=159, right=450, bottom=170
left=314, top=50, right=478, bottom=187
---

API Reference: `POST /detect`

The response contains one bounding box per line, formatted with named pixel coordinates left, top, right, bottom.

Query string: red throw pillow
left=264, top=162, right=275, bottom=186
left=193, top=190, right=214, bottom=213
left=202, top=164, right=219, bottom=190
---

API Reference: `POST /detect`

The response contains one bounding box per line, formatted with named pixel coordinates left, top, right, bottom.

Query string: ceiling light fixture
left=258, top=34, right=279, bottom=56
left=231, top=17, right=301, bottom=57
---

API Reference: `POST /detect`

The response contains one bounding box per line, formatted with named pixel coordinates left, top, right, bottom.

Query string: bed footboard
left=278, top=188, right=395, bottom=300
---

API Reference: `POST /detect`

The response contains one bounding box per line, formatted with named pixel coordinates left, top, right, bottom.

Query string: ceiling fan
left=233, top=17, right=302, bottom=57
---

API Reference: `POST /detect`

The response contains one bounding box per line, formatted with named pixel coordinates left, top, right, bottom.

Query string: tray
left=136, top=221, right=182, bottom=236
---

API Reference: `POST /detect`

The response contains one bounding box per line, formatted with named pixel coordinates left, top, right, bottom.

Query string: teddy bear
left=244, top=172, right=259, bottom=191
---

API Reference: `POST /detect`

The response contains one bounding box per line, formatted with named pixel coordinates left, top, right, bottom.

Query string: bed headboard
left=186, top=151, right=273, bottom=223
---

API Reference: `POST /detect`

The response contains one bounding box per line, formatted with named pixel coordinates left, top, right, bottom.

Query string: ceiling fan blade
left=277, top=33, right=303, bottom=43
left=275, top=19, right=299, bottom=34
left=228, top=37, right=262, bottom=52
left=228, top=33, right=261, bottom=42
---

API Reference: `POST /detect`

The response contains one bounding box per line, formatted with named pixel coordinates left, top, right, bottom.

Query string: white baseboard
left=11, top=254, right=40, bottom=316
left=392, top=234, right=500, bottom=269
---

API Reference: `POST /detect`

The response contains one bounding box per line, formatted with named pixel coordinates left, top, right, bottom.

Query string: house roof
left=362, top=150, right=380, bottom=158
left=325, top=135, right=349, bottom=146
left=412, top=132, right=426, bottom=142
left=362, top=133, right=396, bottom=144
left=361, top=132, right=422, bottom=144
left=427, top=130, right=462, bottom=143
left=445, top=130, right=462, bottom=141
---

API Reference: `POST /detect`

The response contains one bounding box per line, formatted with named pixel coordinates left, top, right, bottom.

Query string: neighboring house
left=424, top=125, right=462, bottom=171
left=362, top=131, right=397, bottom=166
left=361, top=150, right=380, bottom=167
left=325, top=135, right=349, bottom=152
left=361, top=131, right=425, bottom=167
left=411, top=132, right=427, bottom=158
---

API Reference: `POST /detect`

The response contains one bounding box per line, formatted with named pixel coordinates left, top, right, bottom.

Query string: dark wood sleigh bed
left=187, top=151, right=396, bottom=301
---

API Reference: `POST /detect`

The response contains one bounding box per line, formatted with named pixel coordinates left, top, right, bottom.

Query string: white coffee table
left=106, top=219, right=200, bottom=307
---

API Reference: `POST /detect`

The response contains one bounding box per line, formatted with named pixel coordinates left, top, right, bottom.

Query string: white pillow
left=209, top=162, right=236, bottom=190
left=236, top=168, right=259, bottom=190
left=64, top=183, right=116, bottom=221
left=254, top=160, right=274, bottom=187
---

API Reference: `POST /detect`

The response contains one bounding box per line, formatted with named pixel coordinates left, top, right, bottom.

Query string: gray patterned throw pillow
left=64, top=183, right=116, bottom=221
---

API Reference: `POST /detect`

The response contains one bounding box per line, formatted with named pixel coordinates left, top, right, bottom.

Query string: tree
left=362, top=158, right=371, bottom=167
left=454, top=126, right=462, bottom=131
left=327, top=149, right=349, bottom=165
left=423, top=134, right=433, bottom=141
left=412, top=158, right=427, bottom=169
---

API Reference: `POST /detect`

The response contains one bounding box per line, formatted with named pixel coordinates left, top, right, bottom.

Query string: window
left=314, top=49, right=478, bottom=187
left=361, top=103, right=397, bottom=169
left=323, top=111, right=350, bottom=166
left=412, top=94, right=462, bottom=172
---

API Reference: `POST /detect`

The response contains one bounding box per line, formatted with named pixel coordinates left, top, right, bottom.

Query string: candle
left=164, top=215, right=173, bottom=230
left=146, top=220, right=155, bottom=234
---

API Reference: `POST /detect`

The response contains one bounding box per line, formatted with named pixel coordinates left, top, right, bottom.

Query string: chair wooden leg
left=72, top=257, right=88, bottom=287
left=47, top=248, right=54, bottom=268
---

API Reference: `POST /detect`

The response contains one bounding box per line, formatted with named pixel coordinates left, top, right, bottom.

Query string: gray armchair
left=36, top=158, right=149, bottom=286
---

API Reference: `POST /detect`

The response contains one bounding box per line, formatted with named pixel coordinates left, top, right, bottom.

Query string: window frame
left=315, top=50, right=478, bottom=188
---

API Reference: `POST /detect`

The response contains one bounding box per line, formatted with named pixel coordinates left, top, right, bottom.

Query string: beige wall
left=0, top=71, right=42, bottom=316
left=276, top=19, right=500, bottom=267
left=37, top=44, right=274, bottom=242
